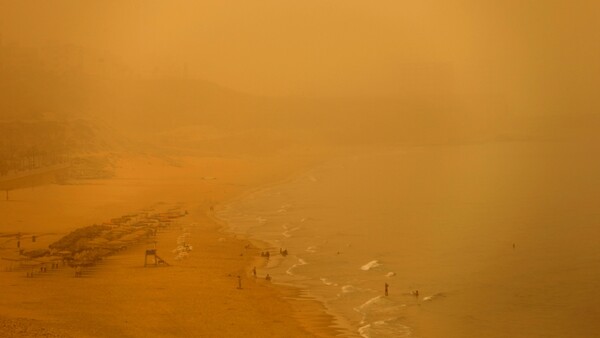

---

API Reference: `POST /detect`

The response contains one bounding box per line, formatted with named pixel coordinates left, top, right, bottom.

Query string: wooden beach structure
left=144, top=249, right=169, bottom=267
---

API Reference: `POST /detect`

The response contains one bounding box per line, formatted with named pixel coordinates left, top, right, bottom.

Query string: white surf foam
left=358, top=319, right=412, bottom=338
left=360, top=260, right=381, bottom=271
left=282, top=226, right=300, bottom=238
left=341, top=285, right=360, bottom=294
left=286, top=258, right=308, bottom=276
left=423, top=293, right=445, bottom=301
left=320, top=278, right=338, bottom=286
left=355, top=295, right=386, bottom=313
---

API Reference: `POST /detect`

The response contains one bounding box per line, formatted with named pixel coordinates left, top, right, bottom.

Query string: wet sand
left=0, top=153, right=340, bottom=337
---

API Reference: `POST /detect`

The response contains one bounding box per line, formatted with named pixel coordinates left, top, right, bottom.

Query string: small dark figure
left=32, top=235, right=36, bottom=243
left=513, top=243, right=516, bottom=249
left=252, top=266, right=257, bottom=278
left=17, top=240, right=20, bottom=249
left=265, top=251, right=270, bottom=259
left=237, top=275, right=242, bottom=289
left=265, top=274, right=272, bottom=281
left=385, top=283, right=389, bottom=296
left=413, top=290, right=419, bottom=297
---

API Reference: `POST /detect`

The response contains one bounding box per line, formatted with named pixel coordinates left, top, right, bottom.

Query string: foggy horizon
left=1, top=1, right=596, bottom=104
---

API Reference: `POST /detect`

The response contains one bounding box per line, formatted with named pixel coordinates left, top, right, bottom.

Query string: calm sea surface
left=217, top=142, right=600, bottom=337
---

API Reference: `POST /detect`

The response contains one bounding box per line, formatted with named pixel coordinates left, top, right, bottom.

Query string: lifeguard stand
left=144, top=249, right=168, bottom=267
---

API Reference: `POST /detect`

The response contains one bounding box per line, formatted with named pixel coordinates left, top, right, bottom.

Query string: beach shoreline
left=0, top=152, right=343, bottom=337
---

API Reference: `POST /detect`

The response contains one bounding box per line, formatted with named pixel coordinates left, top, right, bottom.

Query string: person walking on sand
left=237, top=275, right=242, bottom=289
left=252, top=266, right=257, bottom=278
left=385, top=283, right=389, bottom=296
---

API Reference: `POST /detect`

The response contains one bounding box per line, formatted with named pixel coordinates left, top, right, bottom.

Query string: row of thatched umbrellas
left=7, top=207, right=186, bottom=271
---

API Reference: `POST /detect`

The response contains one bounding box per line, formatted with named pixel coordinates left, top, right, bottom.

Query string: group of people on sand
left=244, top=247, right=290, bottom=286
left=248, top=266, right=271, bottom=283
left=260, top=248, right=289, bottom=259
left=255, top=248, right=289, bottom=282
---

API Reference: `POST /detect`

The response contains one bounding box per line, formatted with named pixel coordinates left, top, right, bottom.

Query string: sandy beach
left=0, top=152, right=342, bottom=337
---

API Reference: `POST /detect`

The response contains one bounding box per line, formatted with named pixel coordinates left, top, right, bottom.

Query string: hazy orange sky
left=1, top=0, right=598, bottom=115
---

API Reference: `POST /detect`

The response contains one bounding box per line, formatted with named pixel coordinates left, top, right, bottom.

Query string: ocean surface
left=216, top=142, right=600, bottom=337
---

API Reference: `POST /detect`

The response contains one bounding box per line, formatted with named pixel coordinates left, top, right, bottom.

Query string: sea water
left=216, top=142, right=600, bottom=337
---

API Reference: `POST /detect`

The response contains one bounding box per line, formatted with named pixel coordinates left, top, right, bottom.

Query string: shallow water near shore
left=217, top=142, right=600, bottom=337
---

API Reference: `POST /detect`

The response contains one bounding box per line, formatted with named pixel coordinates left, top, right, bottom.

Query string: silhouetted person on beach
left=237, top=275, right=242, bottom=289
left=17, top=240, right=20, bottom=249
left=265, top=274, right=271, bottom=281
left=252, top=266, right=257, bottom=278
left=513, top=243, right=516, bottom=249
left=385, top=283, right=389, bottom=296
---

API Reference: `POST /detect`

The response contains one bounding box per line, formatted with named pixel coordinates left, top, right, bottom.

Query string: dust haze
left=1, top=1, right=599, bottom=337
